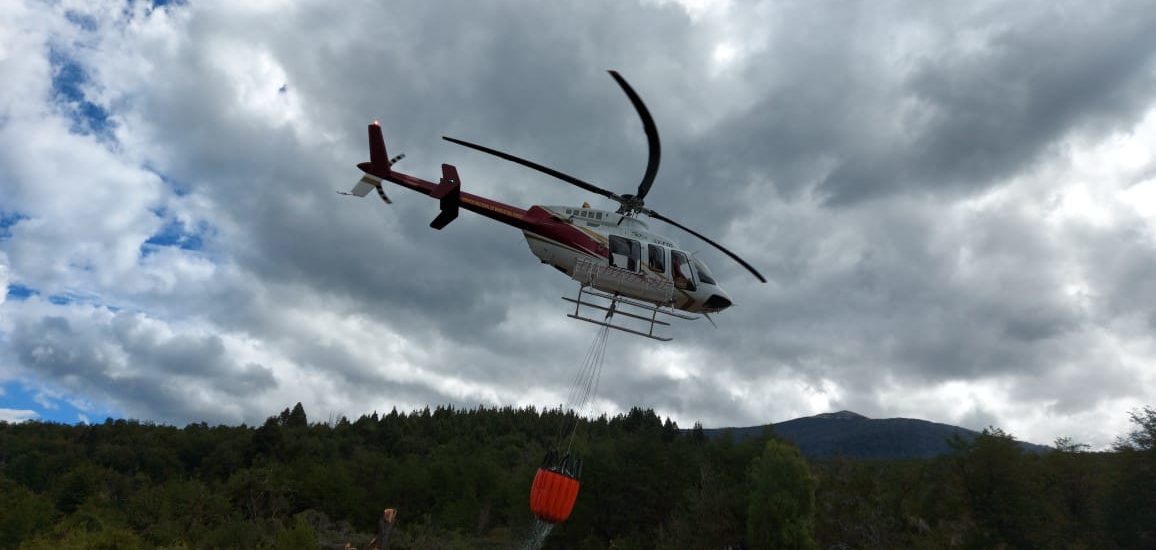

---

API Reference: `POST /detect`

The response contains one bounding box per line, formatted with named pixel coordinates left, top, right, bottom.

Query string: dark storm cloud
left=892, top=3, right=1156, bottom=199
left=604, top=368, right=745, bottom=427
left=667, top=188, right=1125, bottom=426
left=1069, top=222, right=1156, bottom=331
left=694, top=1, right=1156, bottom=207
left=286, top=335, right=469, bottom=409
left=1015, top=359, right=1141, bottom=416
left=9, top=311, right=275, bottom=423
left=959, top=405, right=1002, bottom=432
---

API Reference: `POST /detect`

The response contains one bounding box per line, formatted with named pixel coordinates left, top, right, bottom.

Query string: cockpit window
left=670, top=250, right=696, bottom=291
left=648, top=244, right=666, bottom=274
left=692, top=258, right=717, bottom=285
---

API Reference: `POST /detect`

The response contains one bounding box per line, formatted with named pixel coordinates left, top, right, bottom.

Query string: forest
left=1, top=403, right=1154, bottom=549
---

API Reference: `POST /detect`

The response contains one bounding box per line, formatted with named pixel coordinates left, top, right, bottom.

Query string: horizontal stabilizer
left=430, top=163, right=461, bottom=229
left=349, top=175, right=378, bottom=197
left=341, top=173, right=391, bottom=204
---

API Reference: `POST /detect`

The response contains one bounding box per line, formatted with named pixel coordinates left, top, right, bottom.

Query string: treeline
left=1, top=404, right=1154, bottom=549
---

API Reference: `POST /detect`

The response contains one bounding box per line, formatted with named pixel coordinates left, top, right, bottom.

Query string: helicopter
left=346, top=70, right=765, bottom=341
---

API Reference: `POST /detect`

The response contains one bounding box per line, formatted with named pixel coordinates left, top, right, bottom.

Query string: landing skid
left=564, top=285, right=698, bottom=342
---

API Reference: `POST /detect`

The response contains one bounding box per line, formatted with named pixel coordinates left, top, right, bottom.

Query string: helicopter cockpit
left=596, top=226, right=733, bottom=313
left=670, top=251, right=732, bottom=312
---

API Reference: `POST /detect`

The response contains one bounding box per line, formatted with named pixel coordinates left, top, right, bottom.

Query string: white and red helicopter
left=346, top=71, right=765, bottom=341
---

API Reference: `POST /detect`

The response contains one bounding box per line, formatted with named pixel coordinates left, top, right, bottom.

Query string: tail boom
left=354, top=121, right=536, bottom=230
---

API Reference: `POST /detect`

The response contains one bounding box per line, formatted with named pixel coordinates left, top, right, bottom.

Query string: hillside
left=701, top=410, right=1051, bottom=459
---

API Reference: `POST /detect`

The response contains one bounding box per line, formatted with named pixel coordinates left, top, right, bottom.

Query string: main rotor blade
left=442, top=136, right=623, bottom=203
left=608, top=70, right=661, bottom=201
left=644, top=209, right=767, bottom=283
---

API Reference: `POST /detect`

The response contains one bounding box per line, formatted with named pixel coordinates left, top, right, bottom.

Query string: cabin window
left=609, top=235, right=641, bottom=272
left=692, top=258, right=717, bottom=285
left=595, top=212, right=603, bottom=220
left=648, top=244, right=666, bottom=274
left=670, top=250, right=696, bottom=291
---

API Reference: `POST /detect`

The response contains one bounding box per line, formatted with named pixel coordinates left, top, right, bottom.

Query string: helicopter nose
left=703, top=293, right=732, bottom=311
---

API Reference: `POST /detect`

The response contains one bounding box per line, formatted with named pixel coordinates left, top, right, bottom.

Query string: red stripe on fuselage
left=361, top=164, right=608, bottom=260
left=523, top=206, right=608, bottom=260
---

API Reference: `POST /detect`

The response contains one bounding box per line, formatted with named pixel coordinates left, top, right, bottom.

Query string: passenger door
left=609, top=235, right=641, bottom=272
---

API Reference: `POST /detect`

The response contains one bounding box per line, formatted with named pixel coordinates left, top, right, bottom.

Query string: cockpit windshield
left=692, top=258, right=717, bottom=285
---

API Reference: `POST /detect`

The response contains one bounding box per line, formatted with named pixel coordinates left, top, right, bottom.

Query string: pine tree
left=746, top=439, right=818, bottom=550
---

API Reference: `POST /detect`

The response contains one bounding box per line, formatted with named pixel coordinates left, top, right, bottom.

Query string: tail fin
left=369, top=122, right=390, bottom=173
left=357, top=121, right=392, bottom=178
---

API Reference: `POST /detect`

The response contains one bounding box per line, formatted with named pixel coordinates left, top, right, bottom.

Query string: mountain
left=698, top=410, right=1051, bottom=460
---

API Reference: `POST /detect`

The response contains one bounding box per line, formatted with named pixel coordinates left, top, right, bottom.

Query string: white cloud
left=0, top=253, right=9, bottom=306
left=0, top=408, right=38, bottom=422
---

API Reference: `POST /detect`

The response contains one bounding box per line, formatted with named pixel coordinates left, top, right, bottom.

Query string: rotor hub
left=615, top=194, right=646, bottom=215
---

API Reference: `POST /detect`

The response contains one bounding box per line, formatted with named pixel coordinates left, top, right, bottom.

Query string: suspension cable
left=555, top=318, right=613, bottom=453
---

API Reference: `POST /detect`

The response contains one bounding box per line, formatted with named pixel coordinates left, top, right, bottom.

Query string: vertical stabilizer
left=368, top=122, right=391, bottom=176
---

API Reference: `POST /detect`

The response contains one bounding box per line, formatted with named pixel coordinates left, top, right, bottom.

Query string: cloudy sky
left=3, top=0, right=1156, bottom=448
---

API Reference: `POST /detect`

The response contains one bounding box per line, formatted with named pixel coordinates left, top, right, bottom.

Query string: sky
left=2, top=0, right=1155, bottom=449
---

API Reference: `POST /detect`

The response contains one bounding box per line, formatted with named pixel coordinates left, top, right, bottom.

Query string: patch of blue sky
left=47, top=293, right=76, bottom=306
left=152, top=0, right=186, bottom=6
left=49, top=48, right=115, bottom=139
left=0, top=211, right=28, bottom=240
left=5, top=284, right=118, bottom=314
left=141, top=221, right=205, bottom=255
left=124, top=0, right=187, bottom=17
left=6, top=284, right=105, bottom=307
left=64, top=10, right=98, bottom=32
left=50, top=289, right=108, bottom=307
left=0, top=380, right=118, bottom=424
left=141, top=210, right=211, bottom=257
left=5, top=284, right=39, bottom=301
left=145, top=168, right=190, bottom=196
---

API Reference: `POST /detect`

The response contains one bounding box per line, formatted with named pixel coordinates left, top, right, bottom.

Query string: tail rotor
left=343, top=123, right=404, bottom=204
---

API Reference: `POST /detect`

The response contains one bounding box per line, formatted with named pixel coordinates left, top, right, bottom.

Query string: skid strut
left=564, top=285, right=693, bottom=342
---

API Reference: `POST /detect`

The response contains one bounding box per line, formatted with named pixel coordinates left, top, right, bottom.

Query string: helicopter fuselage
left=521, top=205, right=732, bottom=313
